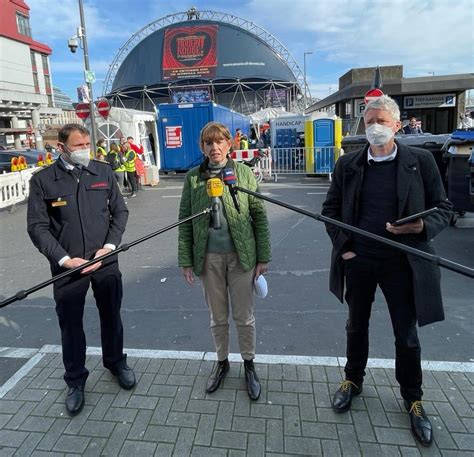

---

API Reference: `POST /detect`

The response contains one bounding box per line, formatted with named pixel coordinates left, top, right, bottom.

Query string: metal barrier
left=269, top=147, right=337, bottom=181
left=0, top=168, right=36, bottom=209
left=271, top=147, right=306, bottom=175
left=230, top=149, right=273, bottom=182
left=314, top=147, right=336, bottom=176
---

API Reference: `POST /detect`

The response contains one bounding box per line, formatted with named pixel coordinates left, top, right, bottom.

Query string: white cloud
left=245, top=0, right=474, bottom=76
left=28, top=0, right=132, bottom=40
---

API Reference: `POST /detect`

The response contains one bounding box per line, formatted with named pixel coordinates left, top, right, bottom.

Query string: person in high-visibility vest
left=240, top=135, right=249, bottom=150
left=122, top=142, right=137, bottom=197
left=107, top=142, right=126, bottom=193
left=96, top=139, right=107, bottom=161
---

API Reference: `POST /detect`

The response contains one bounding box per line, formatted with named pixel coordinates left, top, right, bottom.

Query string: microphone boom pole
left=0, top=208, right=211, bottom=308
left=235, top=186, right=474, bottom=279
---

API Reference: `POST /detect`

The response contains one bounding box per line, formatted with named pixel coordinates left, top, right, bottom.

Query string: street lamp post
left=77, top=0, right=98, bottom=153
left=303, top=51, right=313, bottom=109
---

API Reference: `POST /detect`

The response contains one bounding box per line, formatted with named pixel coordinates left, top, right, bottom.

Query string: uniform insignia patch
left=90, top=182, right=108, bottom=189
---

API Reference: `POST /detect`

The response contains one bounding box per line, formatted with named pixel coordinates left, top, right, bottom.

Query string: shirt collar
left=60, top=154, right=75, bottom=170
left=367, top=144, right=398, bottom=163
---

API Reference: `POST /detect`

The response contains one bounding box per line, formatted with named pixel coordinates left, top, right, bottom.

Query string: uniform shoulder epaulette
left=92, top=159, right=109, bottom=165
left=31, top=165, right=50, bottom=175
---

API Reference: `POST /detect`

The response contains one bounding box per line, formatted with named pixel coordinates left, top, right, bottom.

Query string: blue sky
left=28, top=0, right=474, bottom=102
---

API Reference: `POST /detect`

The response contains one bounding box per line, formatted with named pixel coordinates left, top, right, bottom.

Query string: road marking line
left=306, top=192, right=327, bottom=195
left=1, top=346, right=473, bottom=374
left=0, top=353, right=44, bottom=399
left=162, top=195, right=181, bottom=198
left=0, top=347, right=39, bottom=358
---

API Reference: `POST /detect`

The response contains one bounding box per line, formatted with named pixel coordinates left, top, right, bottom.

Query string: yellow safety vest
left=108, top=151, right=125, bottom=172
left=97, top=146, right=107, bottom=157
left=123, top=149, right=136, bottom=172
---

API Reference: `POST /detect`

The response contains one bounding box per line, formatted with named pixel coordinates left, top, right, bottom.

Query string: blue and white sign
left=404, top=94, right=456, bottom=109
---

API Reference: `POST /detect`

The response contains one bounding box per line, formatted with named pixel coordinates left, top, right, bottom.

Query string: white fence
left=0, top=168, right=36, bottom=209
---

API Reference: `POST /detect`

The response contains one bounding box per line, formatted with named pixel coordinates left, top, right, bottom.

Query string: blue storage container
left=157, top=101, right=250, bottom=171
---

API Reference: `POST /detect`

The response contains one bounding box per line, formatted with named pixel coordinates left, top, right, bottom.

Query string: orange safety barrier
left=18, top=155, right=27, bottom=170
left=230, top=149, right=260, bottom=160
left=10, top=157, right=19, bottom=172
left=37, top=154, right=45, bottom=167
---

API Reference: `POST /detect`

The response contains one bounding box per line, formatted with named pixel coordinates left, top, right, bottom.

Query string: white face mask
left=64, top=146, right=90, bottom=167
left=365, top=123, right=395, bottom=146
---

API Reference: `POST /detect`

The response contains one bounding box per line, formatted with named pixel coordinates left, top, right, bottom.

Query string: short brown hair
left=199, top=122, right=232, bottom=152
left=58, top=124, right=90, bottom=144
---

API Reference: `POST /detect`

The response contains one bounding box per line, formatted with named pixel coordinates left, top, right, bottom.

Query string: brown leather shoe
left=206, top=359, right=230, bottom=393
left=404, top=400, right=433, bottom=447
left=331, top=380, right=362, bottom=412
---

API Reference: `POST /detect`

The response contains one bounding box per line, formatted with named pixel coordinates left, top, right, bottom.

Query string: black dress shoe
left=206, top=359, right=230, bottom=393
left=331, top=380, right=362, bottom=413
left=111, top=365, right=136, bottom=390
left=244, top=359, right=261, bottom=401
left=404, top=400, right=433, bottom=447
left=65, top=386, right=84, bottom=416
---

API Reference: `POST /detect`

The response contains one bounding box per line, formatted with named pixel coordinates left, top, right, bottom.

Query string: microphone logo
left=206, top=178, right=224, bottom=197
left=222, top=169, right=237, bottom=186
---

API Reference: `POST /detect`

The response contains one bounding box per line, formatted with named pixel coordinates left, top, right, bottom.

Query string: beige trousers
left=201, top=252, right=255, bottom=361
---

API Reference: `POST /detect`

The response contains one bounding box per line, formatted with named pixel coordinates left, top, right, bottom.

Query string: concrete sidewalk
left=0, top=347, right=473, bottom=456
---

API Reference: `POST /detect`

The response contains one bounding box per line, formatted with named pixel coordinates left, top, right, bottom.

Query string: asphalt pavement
left=1, top=175, right=472, bottom=361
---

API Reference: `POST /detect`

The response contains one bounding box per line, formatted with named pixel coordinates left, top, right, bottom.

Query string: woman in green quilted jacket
left=178, top=122, right=271, bottom=401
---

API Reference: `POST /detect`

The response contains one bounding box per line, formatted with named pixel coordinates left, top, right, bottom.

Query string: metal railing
left=270, top=147, right=306, bottom=174
left=270, top=147, right=337, bottom=178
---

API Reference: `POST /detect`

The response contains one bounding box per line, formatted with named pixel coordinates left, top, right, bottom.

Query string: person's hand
left=62, top=257, right=88, bottom=270
left=386, top=219, right=424, bottom=235
left=254, top=262, right=268, bottom=279
left=80, top=247, right=112, bottom=274
left=182, top=267, right=195, bottom=285
left=341, top=251, right=357, bottom=260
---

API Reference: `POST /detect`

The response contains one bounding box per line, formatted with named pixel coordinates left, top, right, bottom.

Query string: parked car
left=0, top=149, right=58, bottom=173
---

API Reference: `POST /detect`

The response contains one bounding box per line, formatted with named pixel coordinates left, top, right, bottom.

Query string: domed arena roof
left=104, top=9, right=308, bottom=113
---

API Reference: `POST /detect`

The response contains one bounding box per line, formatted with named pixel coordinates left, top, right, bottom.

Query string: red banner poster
left=162, top=25, right=218, bottom=80
left=165, top=126, right=183, bottom=148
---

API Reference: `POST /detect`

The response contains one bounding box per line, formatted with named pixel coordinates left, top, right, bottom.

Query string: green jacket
left=178, top=159, right=271, bottom=275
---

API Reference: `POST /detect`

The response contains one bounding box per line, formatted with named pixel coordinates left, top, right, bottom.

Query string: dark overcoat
left=321, top=140, right=452, bottom=326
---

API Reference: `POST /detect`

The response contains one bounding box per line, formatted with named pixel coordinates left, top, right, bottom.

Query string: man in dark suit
left=322, top=95, right=452, bottom=447
left=403, top=116, right=423, bottom=134
left=27, top=124, right=136, bottom=416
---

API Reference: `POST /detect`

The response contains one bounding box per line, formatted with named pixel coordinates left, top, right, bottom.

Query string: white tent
left=94, top=107, right=159, bottom=168
left=249, top=107, right=298, bottom=124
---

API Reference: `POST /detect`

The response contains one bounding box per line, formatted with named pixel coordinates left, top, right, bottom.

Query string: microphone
left=206, top=177, right=224, bottom=229
left=222, top=168, right=240, bottom=213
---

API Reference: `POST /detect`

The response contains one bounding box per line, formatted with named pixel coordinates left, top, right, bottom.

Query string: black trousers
left=126, top=171, right=137, bottom=193
left=344, top=255, right=423, bottom=401
left=53, top=261, right=126, bottom=388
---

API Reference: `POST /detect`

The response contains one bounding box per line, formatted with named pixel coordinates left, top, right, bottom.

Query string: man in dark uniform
left=27, top=124, right=136, bottom=416
left=322, top=96, right=452, bottom=447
